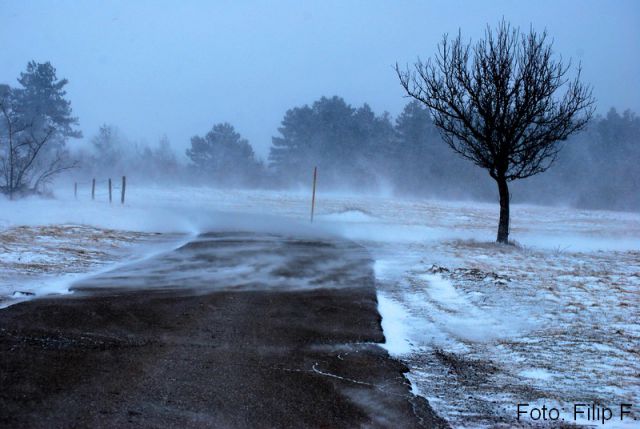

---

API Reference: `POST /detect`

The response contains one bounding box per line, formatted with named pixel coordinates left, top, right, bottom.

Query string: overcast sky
left=1, top=0, right=638, bottom=159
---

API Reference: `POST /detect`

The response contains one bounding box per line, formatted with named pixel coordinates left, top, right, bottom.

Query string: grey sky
left=1, top=0, right=638, bottom=159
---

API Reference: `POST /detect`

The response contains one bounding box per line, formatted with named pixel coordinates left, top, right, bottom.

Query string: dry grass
left=0, top=225, right=161, bottom=301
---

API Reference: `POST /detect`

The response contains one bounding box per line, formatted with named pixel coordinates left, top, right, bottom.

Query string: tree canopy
left=0, top=61, right=80, bottom=197
left=186, top=122, right=262, bottom=185
left=269, top=96, right=394, bottom=188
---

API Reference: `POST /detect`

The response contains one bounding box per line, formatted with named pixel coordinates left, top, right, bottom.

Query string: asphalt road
left=0, top=232, right=448, bottom=428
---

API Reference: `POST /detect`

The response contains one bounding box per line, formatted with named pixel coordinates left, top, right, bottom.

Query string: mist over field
left=0, top=1, right=638, bottom=211
left=60, top=100, right=640, bottom=212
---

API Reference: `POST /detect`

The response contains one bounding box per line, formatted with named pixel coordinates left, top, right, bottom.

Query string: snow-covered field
left=1, top=185, right=638, bottom=427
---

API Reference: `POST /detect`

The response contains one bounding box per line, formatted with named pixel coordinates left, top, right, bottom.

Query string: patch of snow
left=519, top=368, right=555, bottom=380
left=319, top=209, right=376, bottom=223
left=377, top=293, right=413, bottom=356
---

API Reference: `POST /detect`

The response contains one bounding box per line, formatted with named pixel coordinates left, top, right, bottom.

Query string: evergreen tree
left=392, top=101, right=436, bottom=192
left=14, top=61, right=81, bottom=141
left=0, top=61, right=80, bottom=197
left=269, top=96, right=394, bottom=188
left=186, top=123, right=260, bottom=185
left=91, top=124, right=122, bottom=168
left=154, top=134, right=179, bottom=174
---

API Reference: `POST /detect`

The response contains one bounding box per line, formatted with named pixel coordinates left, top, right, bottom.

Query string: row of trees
left=0, top=62, right=81, bottom=198
left=75, top=122, right=262, bottom=187
left=4, top=61, right=633, bottom=217
left=0, top=62, right=266, bottom=193
left=270, top=96, right=394, bottom=188
left=268, top=96, right=490, bottom=195
left=76, top=125, right=180, bottom=182
left=72, top=97, right=479, bottom=193
left=266, top=96, right=638, bottom=214
left=2, top=21, right=637, bottom=243
left=514, top=107, right=639, bottom=212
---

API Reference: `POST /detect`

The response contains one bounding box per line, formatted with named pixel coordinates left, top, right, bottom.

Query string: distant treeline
left=75, top=96, right=640, bottom=211
left=2, top=61, right=635, bottom=210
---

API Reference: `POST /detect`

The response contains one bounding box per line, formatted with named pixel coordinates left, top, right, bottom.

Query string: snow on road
left=1, top=186, right=638, bottom=427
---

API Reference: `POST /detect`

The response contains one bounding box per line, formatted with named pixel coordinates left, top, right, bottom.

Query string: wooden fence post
left=74, top=182, right=77, bottom=199
left=121, top=176, right=126, bottom=204
left=310, top=166, right=317, bottom=223
left=91, top=178, right=95, bottom=200
left=108, top=178, right=112, bottom=203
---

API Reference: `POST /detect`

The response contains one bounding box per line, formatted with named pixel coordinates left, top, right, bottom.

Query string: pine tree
left=0, top=61, right=81, bottom=197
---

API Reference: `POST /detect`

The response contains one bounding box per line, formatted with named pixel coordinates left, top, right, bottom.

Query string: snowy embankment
left=1, top=185, right=638, bottom=427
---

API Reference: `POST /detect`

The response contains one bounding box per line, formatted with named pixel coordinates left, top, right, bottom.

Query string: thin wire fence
left=74, top=168, right=318, bottom=216
left=73, top=176, right=127, bottom=204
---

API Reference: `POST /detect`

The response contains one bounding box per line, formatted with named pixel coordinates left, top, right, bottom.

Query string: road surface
left=0, top=232, right=448, bottom=428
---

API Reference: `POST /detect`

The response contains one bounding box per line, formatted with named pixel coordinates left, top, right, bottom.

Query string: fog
left=1, top=1, right=639, bottom=211
left=2, top=5, right=639, bottom=425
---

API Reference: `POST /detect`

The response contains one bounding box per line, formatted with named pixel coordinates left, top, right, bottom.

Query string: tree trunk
left=496, top=177, right=510, bottom=244
left=8, top=131, right=14, bottom=201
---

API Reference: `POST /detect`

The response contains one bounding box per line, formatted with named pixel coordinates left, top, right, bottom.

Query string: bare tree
left=396, top=21, right=595, bottom=243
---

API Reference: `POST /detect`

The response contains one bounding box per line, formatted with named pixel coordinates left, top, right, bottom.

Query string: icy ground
left=1, top=185, right=638, bottom=427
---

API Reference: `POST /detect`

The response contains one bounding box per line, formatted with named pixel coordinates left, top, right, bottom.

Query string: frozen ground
left=1, top=185, right=638, bottom=427
left=375, top=241, right=639, bottom=428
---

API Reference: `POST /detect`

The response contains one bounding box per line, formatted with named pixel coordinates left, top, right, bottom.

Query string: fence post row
left=74, top=177, right=127, bottom=204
